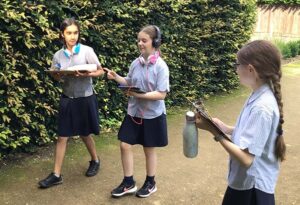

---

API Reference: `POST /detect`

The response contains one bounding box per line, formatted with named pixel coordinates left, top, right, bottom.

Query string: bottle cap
left=186, top=111, right=196, bottom=121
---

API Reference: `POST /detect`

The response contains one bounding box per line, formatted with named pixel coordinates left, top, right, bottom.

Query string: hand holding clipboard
left=188, top=99, right=231, bottom=142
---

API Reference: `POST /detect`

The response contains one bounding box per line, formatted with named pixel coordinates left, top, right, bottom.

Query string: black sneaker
left=38, top=173, right=63, bottom=188
left=85, top=160, right=100, bottom=177
left=111, top=181, right=137, bottom=198
left=136, top=181, right=157, bottom=198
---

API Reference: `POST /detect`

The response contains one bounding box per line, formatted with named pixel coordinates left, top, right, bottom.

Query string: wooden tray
left=45, top=70, right=75, bottom=74
left=45, top=70, right=92, bottom=74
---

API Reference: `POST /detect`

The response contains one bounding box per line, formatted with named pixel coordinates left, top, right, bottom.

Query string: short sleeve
left=51, top=53, right=61, bottom=69
left=239, top=106, right=273, bottom=156
left=124, top=61, right=135, bottom=85
left=85, top=47, right=101, bottom=66
left=156, top=61, right=170, bottom=92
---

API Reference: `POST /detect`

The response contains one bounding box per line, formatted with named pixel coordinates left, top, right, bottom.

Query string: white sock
left=54, top=173, right=60, bottom=177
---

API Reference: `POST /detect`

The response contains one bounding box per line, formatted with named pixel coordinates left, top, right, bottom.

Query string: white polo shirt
left=124, top=57, right=170, bottom=119
left=228, top=84, right=280, bottom=194
left=51, top=44, right=101, bottom=98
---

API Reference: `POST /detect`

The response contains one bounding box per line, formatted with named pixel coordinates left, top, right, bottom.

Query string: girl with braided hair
left=200, top=40, right=286, bottom=205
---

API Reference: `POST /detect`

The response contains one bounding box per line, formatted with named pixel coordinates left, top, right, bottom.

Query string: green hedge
left=0, top=0, right=256, bottom=158
left=274, top=40, right=300, bottom=58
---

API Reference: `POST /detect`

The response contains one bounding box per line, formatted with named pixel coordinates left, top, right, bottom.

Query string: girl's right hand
left=50, top=72, right=62, bottom=81
left=103, top=67, right=117, bottom=80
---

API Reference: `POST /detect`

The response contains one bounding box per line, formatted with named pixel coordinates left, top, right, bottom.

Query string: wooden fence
left=252, top=6, right=300, bottom=41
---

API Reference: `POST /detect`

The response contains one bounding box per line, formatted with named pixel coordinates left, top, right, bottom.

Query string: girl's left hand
left=125, top=90, right=137, bottom=97
left=125, top=91, right=146, bottom=98
left=74, top=68, right=105, bottom=77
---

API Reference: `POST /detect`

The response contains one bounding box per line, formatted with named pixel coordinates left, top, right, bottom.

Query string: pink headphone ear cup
left=149, top=55, right=157, bottom=64
left=139, top=52, right=159, bottom=65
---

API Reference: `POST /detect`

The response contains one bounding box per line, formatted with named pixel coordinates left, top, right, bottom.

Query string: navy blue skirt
left=118, top=114, right=168, bottom=147
left=58, top=94, right=100, bottom=137
left=222, top=186, right=275, bottom=205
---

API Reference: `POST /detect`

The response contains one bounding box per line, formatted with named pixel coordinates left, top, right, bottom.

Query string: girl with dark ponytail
left=199, top=40, right=286, bottom=205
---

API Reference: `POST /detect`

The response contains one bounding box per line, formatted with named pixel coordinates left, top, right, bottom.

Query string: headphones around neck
left=63, top=43, right=81, bottom=58
left=152, top=25, right=162, bottom=48
left=139, top=51, right=160, bottom=65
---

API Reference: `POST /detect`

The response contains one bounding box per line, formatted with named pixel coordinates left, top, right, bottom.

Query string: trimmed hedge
left=274, top=40, right=300, bottom=58
left=0, top=0, right=256, bottom=158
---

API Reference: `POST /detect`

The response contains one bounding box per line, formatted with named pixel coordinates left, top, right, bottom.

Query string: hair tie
left=277, top=127, right=283, bottom=136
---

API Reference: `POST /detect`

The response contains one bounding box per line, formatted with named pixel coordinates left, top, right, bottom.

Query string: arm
left=74, top=65, right=105, bottom=78
left=218, top=139, right=254, bottom=168
left=127, top=90, right=167, bottom=101
left=212, top=118, right=235, bottom=135
left=211, top=106, right=272, bottom=168
left=77, top=47, right=105, bottom=77
left=208, top=118, right=253, bottom=167
left=103, top=67, right=128, bottom=85
left=50, top=55, right=63, bottom=81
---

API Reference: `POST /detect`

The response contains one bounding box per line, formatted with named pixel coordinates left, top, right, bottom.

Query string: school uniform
left=51, top=43, right=101, bottom=137
left=222, top=84, right=280, bottom=205
left=118, top=54, right=170, bottom=147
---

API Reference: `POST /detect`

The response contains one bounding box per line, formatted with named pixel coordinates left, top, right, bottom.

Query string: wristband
left=214, top=135, right=225, bottom=142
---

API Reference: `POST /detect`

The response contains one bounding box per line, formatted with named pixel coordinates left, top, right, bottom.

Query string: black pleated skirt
left=118, top=114, right=168, bottom=147
left=58, top=94, right=100, bottom=137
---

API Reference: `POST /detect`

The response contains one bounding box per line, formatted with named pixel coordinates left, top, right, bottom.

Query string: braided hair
left=237, top=40, right=286, bottom=161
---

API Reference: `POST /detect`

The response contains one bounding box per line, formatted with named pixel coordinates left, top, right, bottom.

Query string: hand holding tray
left=45, top=64, right=97, bottom=74
left=45, top=70, right=76, bottom=74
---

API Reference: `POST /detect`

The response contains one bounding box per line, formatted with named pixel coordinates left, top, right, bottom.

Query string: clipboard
left=188, top=99, right=231, bottom=142
left=45, top=70, right=92, bottom=74
left=45, top=70, right=76, bottom=74
left=118, top=85, right=146, bottom=94
left=45, top=64, right=97, bottom=74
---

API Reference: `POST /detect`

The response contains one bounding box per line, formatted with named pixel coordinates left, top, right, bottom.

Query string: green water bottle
left=183, top=111, right=198, bottom=158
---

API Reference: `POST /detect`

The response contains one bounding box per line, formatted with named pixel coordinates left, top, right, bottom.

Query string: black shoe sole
left=135, top=186, right=157, bottom=198
left=38, top=180, right=63, bottom=189
left=111, top=186, right=138, bottom=198
left=85, top=171, right=99, bottom=177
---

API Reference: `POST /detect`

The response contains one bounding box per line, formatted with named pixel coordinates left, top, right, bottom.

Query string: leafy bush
left=288, top=41, right=300, bottom=57
left=273, top=39, right=300, bottom=58
left=0, top=0, right=256, bottom=158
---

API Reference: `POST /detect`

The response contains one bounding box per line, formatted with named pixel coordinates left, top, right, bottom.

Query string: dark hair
left=237, top=40, right=286, bottom=161
left=139, top=25, right=162, bottom=49
left=59, top=18, right=81, bottom=45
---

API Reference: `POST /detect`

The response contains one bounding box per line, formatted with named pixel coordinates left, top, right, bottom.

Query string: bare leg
left=120, top=142, right=134, bottom=176
left=81, top=135, right=98, bottom=161
left=143, top=147, right=157, bottom=176
left=53, top=137, right=69, bottom=175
